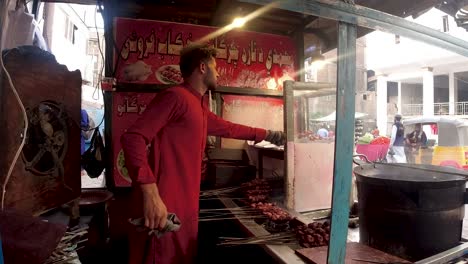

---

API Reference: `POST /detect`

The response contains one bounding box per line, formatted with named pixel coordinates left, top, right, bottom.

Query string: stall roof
left=312, top=111, right=368, bottom=122
left=42, top=0, right=451, bottom=23
left=403, top=116, right=468, bottom=126
left=42, top=0, right=463, bottom=48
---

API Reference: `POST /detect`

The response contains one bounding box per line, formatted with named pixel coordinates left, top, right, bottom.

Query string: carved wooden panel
left=0, top=46, right=81, bottom=215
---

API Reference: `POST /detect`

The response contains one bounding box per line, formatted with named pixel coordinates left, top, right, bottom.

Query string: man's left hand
left=265, top=130, right=286, bottom=146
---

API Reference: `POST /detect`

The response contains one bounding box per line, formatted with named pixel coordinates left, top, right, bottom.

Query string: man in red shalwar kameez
left=121, top=45, right=285, bottom=264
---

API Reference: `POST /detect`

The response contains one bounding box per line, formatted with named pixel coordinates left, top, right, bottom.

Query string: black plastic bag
left=82, top=128, right=105, bottom=178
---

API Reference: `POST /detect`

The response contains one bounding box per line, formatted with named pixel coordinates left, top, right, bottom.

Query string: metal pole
left=0, top=235, right=3, bottom=264
left=327, top=21, right=356, bottom=264
left=215, top=92, right=222, bottom=148
left=284, top=80, right=295, bottom=210
left=32, top=0, right=40, bottom=20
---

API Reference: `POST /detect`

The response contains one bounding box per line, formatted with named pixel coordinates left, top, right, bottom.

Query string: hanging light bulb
left=310, top=50, right=326, bottom=69
left=231, top=17, right=246, bottom=28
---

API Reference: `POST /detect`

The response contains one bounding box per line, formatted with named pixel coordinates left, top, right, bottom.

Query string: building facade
left=365, top=8, right=468, bottom=135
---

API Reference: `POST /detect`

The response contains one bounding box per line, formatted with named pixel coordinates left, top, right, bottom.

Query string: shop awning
left=312, top=111, right=368, bottom=122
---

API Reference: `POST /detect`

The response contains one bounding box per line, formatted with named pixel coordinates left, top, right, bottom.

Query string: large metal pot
left=354, top=161, right=468, bottom=261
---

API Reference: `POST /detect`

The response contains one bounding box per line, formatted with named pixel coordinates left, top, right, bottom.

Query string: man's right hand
left=265, top=130, right=286, bottom=146
left=140, top=183, right=168, bottom=230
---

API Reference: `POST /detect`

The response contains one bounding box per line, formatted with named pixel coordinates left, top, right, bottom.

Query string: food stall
left=3, top=0, right=468, bottom=263
left=103, top=5, right=304, bottom=263
left=98, top=0, right=468, bottom=263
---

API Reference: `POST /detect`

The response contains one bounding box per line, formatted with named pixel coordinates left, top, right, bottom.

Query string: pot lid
left=354, top=163, right=468, bottom=183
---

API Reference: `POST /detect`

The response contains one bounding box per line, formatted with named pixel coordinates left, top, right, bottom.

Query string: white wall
left=48, top=4, right=103, bottom=83
left=365, top=8, right=468, bottom=75
left=50, top=5, right=87, bottom=74
left=47, top=3, right=104, bottom=106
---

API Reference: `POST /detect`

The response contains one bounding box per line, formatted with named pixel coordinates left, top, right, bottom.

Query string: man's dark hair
left=179, top=44, right=217, bottom=78
left=394, top=114, right=402, bottom=122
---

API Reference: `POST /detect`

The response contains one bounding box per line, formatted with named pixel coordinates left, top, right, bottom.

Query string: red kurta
left=121, top=85, right=266, bottom=264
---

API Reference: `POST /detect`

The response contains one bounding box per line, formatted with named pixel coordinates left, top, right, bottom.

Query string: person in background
left=405, top=123, right=427, bottom=164
left=80, top=109, right=89, bottom=155
left=80, top=109, right=96, bottom=154
left=387, top=114, right=406, bottom=163
left=371, top=126, right=380, bottom=138
left=317, top=125, right=329, bottom=138
left=120, top=44, right=286, bottom=264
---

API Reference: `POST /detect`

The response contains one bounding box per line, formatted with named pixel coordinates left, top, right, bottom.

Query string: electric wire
left=0, top=0, right=30, bottom=210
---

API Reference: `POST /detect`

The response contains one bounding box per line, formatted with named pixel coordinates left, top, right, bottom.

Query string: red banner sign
left=112, top=92, right=156, bottom=187
left=114, top=17, right=297, bottom=90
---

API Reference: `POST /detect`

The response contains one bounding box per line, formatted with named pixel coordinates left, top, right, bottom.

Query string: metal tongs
left=128, top=213, right=181, bottom=238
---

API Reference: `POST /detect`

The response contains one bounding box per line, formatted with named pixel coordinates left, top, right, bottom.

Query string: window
left=442, top=15, right=449, bottom=32
left=87, top=39, right=102, bottom=86
left=72, top=25, right=77, bottom=44
left=395, top=35, right=400, bottom=44
left=367, top=70, right=376, bottom=91
left=64, top=16, right=77, bottom=44
left=87, top=39, right=99, bottom=55
left=387, top=82, right=398, bottom=104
